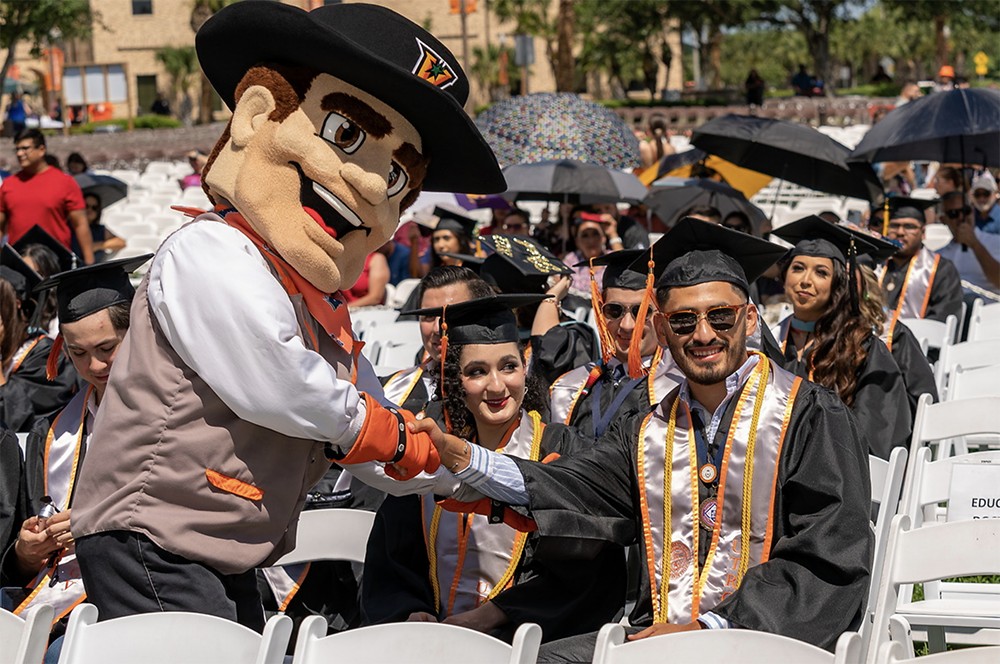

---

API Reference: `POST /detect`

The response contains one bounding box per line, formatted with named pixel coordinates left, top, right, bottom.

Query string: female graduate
left=0, top=246, right=76, bottom=432
left=771, top=216, right=911, bottom=459
left=362, top=294, right=624, bottom=642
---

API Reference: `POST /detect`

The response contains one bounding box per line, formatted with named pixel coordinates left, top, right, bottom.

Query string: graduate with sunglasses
left=771, top=217, right=912, bottom=459
left=410, top=222, right=872, bottom=661
left=363, top=294, right=624, bottom=643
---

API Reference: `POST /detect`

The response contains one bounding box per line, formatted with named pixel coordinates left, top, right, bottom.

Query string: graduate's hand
left=406, top=611, right=438, bottom=622
left=627, top=620, right=702, bottom=641
left=408, top=417, right=470, bottom=474
left=442, top=601, right=508, bottom=633
left=44, top=509, right=75, bottom=551
left=14, top=517, right=62, bottom=573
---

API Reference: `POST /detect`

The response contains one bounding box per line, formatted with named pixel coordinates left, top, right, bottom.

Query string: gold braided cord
left=738, top=355, right=770, bottom=582
left=425, top=502, right=444, bottom=613
left=655, top=396, right=680, bottom=623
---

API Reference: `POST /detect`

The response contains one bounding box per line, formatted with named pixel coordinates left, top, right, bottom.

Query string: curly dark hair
left=432, top=342, right=547, bottom=440
left=782, top=258, right=870, bottom=406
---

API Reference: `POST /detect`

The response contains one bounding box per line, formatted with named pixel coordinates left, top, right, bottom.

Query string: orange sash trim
left=11, top=336, right=43, bottom=376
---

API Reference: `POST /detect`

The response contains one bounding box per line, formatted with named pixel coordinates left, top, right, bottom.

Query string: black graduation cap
left=870, top=196, right=938, bottom=223
left=772, top=215, right=883, bottom=265
left=575, top=249, right=647, bottom=291
left=839, top=225, right=901, bottom=263
left=407, top=293, right=547, bottom=345
left=479, top=234, right=570, bottom=295
left=629, top=217, right=787, bottom=293
left=34, top=254, right=153, bottom=323
left=0, top=244, right=42, bottom=304
left=12, top=225, right=77, bottom=273
left=438, top=252, right=484, bottom=274
left=433, top=205, right=478, bottom=238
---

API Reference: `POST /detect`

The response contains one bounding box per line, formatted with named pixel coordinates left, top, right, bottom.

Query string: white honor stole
left=636, top=355, right=802, bottom=624
left=382, top=364, right=426, bottom=409
left=878, top=247, right=940, bottom=332
left=15, top=386, right=95, bottom=623
left=422, top=410, right=544, bottom=617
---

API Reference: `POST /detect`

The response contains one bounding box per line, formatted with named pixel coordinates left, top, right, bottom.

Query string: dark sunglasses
left=944, top=206, right=972, bottom=220
left=661, top=304, right=746, bottom=335
left=601, top=302, right=646, bottom=321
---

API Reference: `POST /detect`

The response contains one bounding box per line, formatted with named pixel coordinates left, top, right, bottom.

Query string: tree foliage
left=155, top=46, right=198, bottom=126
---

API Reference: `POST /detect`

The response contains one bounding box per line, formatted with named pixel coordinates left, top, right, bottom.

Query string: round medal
left=700, top=498, right=718, bottom=530
left=699, top=463, right=718, bottom=484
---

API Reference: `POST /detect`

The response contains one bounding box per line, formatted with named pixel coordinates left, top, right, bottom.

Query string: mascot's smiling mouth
left=292, top=162, right=371, bottom=239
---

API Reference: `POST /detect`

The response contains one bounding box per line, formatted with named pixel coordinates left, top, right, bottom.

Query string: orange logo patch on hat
left=413, top=38, right=457, bottom=89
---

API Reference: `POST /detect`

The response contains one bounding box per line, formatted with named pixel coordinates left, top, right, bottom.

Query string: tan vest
left=71, top=258, right=354, bottom=575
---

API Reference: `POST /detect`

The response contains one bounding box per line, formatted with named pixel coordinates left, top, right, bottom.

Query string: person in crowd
left=593, top=202, right=649, bottom=250
left=364, top=294, right=624, bottom=642
left=0, top=129, right=94, bottom=265
left=638, top=114, right=674, bottom=170
left=894, top=82, right=922, bottom=107
left=5, top=255, right=150, bottom=653
left=550, top=250, right=681, bottom=438
left=342, top=251, right=390, bottom=308
left=78, top=193, right=126, bottom=262
left=0, top=426, right=31, bottom=590
left=744, top=69, right=765, bottom=107
left=180, top=150, right=207, bottom=191
left=562, top=211, right=609, bottom=293
left=869, top=197, right=962, bottom=324
left=682, top=205, right=723, bottom=225
left=411, top=206, right=478, bottom=278
left=499, top=208, right=531, bottom=236
left=931, top=165, right=963, bottom=198
left=936, top=65, right=956, bottom=92
left=414, top=234, right=872, bottom=662
left=791, top=64, right=815, bottom=96
left=378, top=238, right=411, bottom=287
left=0, top=246, right=76, bottom=433
left=722, top=210, right=753, bottom=235
left=5, top=93, right=30, bottom=137
left=150, top=92, right=171, bottom=116
left=970, top=171, right=1000, bottom=235
left=65, top=153, right=88, bottom=176
left=938, top=190, right=1000, bottom=296
left=14, top=230, right=73, bottom=337
left=771, top=217, right=912, bottom=459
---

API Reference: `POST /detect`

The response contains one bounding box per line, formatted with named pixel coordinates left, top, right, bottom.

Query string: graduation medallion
left=700, top=498, right=718, bottom=530
left=669, top=541, right=693, bottom=580
left=699, top=463, right=718, bottom=485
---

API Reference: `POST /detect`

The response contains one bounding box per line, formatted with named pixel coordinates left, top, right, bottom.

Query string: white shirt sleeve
left=146, top=221, right=365, bottom=448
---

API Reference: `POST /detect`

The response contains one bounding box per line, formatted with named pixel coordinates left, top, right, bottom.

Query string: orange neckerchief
left=220, top=210, right=357, bottom=357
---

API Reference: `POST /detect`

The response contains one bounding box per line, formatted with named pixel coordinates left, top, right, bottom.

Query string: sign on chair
left=948, top=461, right=1000, bottom=521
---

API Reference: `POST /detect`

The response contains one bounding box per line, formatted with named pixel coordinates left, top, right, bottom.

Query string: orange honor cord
left=627, top=250, right=656, bottom=379
left=439, top=305, right=454, bottom=434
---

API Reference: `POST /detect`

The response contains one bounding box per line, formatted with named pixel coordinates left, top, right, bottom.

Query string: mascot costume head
left=196, top=1, right=504, bottom=294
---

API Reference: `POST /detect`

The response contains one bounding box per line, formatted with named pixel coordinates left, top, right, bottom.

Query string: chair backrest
left=898, top=316, right=957, bottom=354
left=352, top=307, right=400, bottom=338
left=968, top=300, right=1000, bottom=342
left=902, top=447, right=1000, bottom=526
left=0, top=604, right=54, bottom=664
left=867, top=516, right=1000, bottom=662
left=58, top=604, right=291, bottom=664
left=949, top=365, right=1000, bottom=401
left=291, top=617, right=541, bottom=664
left=388, top=278, right=421, bottom=309
left=922, top=224, right=953, bottom=252
left=271, top=508, right=375, bottom=566
left=905, top=395, right=1000, bottom=483
left=935, top=339, right=1000, bottom=397
left=362, top=321, right=422, bottom=368
left=591, top=623, right=841, bottom=664
left=878, top=639, right=1000, bottom=664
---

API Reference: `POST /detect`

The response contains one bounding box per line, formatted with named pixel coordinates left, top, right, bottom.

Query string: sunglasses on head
left=660, top=304, right=746, bottom=335
left=601, top=302, right=647, bottom=321
left=944, top=206, right=972, bottom=220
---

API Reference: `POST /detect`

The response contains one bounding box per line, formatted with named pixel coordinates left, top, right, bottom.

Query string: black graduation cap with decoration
left=478, top=234, right=570, bottom=295
left=13, top=225, right=77, bottom=273
left=0, top=244, right=42, bottom=314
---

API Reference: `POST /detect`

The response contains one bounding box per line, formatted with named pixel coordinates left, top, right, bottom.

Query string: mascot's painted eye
left=387, top=161, right=408, bottom=197
left=321, top=112, right=365, bottom=154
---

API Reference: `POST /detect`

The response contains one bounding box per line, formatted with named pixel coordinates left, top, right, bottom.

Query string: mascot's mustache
left=291, top=162, right=371, bottom=239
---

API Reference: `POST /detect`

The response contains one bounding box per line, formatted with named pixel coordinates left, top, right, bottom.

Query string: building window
left=132, top=0, right=153, bottom=15
left=136, top=75, right=158, bottom=115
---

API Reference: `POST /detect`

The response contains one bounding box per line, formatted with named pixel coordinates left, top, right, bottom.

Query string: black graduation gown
left=361, top=421, right=626, bottom=643
left=0, top=428, right=32, bottom=588
left=561, top=368, right=654, bottom=442
left=881, top=254, right=963, bottom=323
left=888, top=321, right=939, bottom=417
left=0, top=334, right=77, bottom=433
left=378, top=370, right=431, bottom=414
left=530, top=322, right=600, bottom=390
left=782, top=333, right=911, bottom=459
left=508, top=379, right=872, bottom=651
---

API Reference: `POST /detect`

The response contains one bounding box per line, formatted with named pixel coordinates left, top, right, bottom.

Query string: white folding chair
left=867, top=516, right=1000, bottom=661
left=905, top=395, right=1000, bottom=483
left=0, top=604, right=54, bottom=664
left=352, top=307, right=400, bottom=339
left=591, top=623, right=860, bottom=664
left=922, top=224, right=953, bottom=252
left=876, top=617, right=1000, bottom=664
left=272, top=508, right=374, bottom=567
left=57, top=604, right=291, bottom=664
left=935, top=339, right=1000, bottom=397
left=292, top=619, right=541, bottom=664
left=968, top=300, right=1000, bottom=341
left=898, top=316, right=958, bottom=356
left=362, top=321, right=422, bottom=367
left=143, top=161, right=175, bottom=177
left=388, top=278, right=421, bottom=309
left=949, top=365, right=1000, bottom=401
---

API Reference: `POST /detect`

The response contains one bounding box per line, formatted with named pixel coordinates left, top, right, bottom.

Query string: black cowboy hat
left=196, top=1, right=505, bottom=195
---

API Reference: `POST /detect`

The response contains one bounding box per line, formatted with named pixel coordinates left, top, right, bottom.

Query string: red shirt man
left=0, top=129, right=93, bottom=264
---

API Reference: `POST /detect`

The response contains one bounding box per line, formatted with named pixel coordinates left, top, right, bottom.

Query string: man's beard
left=668, top=336, right=747, bottom=386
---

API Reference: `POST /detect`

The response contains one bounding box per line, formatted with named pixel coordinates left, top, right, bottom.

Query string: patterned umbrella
left=476, top=93, right=640, bottom=170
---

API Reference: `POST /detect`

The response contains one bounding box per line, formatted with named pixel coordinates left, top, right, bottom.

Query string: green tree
left=190, top=0, right=238, bottom=124
left=0, top=0, right=97, bottom=116
left=155, top=46, right=198, bottom=126
left=492, top=0, right=578, bottom=92
left=882, top=0, right=1000, bottom=77
left=470, top=43, right=520, bottom=101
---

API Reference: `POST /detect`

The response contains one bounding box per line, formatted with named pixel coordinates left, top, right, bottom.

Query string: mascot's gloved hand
left=333, top=393, right=441, bottom=480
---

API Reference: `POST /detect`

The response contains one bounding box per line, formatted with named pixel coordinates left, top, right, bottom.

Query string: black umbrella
left=501, top=159, right=647, bottom=204
left=691, top=114, right=882, bottom=202
left=848, top=88, right=1000, bottom=167
left=73, top=173, right=129, bottom=207
left=644, top=177, right=767, bottom=232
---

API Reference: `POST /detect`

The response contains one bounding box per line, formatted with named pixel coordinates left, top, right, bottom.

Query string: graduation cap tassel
left=626, top=252, right=656, bottom=379
left=46, top=334, right=63, bottom=381
left=588, top=257, right=615, bottom=364
left=881, top=197, right=890, bottom=236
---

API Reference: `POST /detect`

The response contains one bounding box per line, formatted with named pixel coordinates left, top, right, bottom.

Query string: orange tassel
left=626, top=252, right=656, bottom=379
left=881, top=198, right=890, bottom=236
left=588, top=257, right=615, bottom=363
left=439, top=306, right=454, bottom=434
left=46, top=334, right=63, bottom=381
